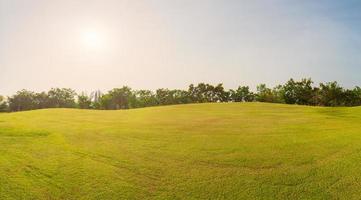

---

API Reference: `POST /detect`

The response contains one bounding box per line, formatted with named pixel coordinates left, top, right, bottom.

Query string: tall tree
left=100, top=86, right=134, bottom=109
left=0, top=95, right=8, bottom=112
left=256, top=84, right=275, bottom=102
left=230, top=86, right=254, bottom=102
left=272, top=85, right=285, bottom=103
left=282, top=78, right=314, bottom=105
left=77, top=93, right=92, bottom=109
left=48, top=88, right=76, bottom=108
left=8, top=90, right=36, bottom=111
left=173, top=89, right=191, bottom=104
left=318, top=82, right=344, bottom=106
left=213, top=83, right=229, bottom=102
left=34, top=92, right=50, bottom=109
left=133, top=90, right=157, bottom=108
left=188, top=83, right=227, bottom=103
left=156, top=88, right=175, bottom=105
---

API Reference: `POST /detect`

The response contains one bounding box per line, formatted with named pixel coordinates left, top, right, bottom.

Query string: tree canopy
left=1, top=78, right=361, bottom=112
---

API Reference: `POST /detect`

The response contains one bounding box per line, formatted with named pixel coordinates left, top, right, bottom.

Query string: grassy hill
left=1, top=103, right=361, bottom=199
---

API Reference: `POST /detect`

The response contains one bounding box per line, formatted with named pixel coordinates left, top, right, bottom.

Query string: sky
left=1, top=0, right=361, bottom=95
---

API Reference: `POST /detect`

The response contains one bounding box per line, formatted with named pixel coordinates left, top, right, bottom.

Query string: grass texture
left=1, top=103, right=361, bottom=199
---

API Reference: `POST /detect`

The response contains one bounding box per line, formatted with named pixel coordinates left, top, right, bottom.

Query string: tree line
left=1, top=78, right=361, bottom=112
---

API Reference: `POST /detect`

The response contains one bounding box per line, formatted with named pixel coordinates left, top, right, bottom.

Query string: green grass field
left=1, top=103, right=361, bottom=199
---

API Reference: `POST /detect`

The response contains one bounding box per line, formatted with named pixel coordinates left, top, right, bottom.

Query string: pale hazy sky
left=1, top=0, right=361, bottom=95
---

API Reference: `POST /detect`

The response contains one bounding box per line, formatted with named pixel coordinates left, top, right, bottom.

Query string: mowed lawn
left=1, top=103, right=361, bottom=199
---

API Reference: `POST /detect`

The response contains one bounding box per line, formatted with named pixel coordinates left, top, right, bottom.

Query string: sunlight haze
left=1, top=0, right=361, bottom=95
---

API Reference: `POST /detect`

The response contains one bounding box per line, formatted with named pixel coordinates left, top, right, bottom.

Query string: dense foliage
left=1, top=78, right=361, bottom=112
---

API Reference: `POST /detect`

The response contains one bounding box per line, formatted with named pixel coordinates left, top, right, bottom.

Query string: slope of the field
left=1, top=103, right=361, bottom=199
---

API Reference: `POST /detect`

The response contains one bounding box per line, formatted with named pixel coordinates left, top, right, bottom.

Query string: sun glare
left=82, top=30, right=102, bottom=49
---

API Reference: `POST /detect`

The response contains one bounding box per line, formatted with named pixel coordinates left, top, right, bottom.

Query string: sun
left=82, top=30, right=103, bottom=49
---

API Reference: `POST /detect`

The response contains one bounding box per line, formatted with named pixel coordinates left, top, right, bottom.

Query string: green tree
left=133, top=90, right=157, bottom=108
left=213, top=84, right=229, bottom=102
left=173, top=89, right=191, bottom=104
left=230, top=86, right=254, bottom=102
left=77, top=93, right=92, bottom=109
left=318, top=82, right=344, bottom=106
left=100, top=86, right=134, bottom=109
left=340, top=87, right=361, bottom=106
left=272, top=85, right=285, bottom=103
left=282, top=78, right=314, bottom=105
left=0, top=95, right=8, bottom=112
left=8, top=90, right=36, bottom=111
left=256, top=84, right=274, bottom=102
left=156, top=88, right=175, bottom=105
left=34, top=92, right=50, bottom=109
left=188, top=83, right=207, bottom=103
left=188, top=83, right=227, bottom=103
left=48, top=88, right=76, bottom=108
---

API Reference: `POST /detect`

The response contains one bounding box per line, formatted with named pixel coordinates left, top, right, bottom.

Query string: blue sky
left=0, top=0, right=361, bottom=95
